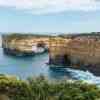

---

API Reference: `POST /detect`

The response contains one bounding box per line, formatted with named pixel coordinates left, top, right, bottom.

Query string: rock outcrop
left=2, top=34, right=49, bottom=56
left=49, top=33, right=100, bottom=76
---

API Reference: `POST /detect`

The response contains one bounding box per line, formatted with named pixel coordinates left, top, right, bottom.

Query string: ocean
left=0, top=48, right=100, bottom=85
left=0, top=35, right=100, bottom=85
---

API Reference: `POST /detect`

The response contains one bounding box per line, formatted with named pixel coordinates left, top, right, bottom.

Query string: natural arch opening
left=37, top=41, right=46, bottom=48
left=63, top=54, right=71, bottom=66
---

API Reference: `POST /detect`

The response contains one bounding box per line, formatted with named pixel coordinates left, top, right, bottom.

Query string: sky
left=0, top=0, right=100, bottom=33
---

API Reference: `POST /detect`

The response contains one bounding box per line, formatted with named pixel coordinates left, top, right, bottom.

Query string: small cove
left=0, top=47, right=100, bottom=85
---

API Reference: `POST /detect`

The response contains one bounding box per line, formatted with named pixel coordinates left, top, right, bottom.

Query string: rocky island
left=2, top=34, right=50, bottom=56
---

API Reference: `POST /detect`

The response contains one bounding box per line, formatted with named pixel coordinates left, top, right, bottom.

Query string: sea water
left=0, top=47, right=100, bottom=85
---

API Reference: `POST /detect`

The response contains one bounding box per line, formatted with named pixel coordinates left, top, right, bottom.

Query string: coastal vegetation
left=0, top=75, right=100, bottom=100
left=59, top=32, right=100, bottom=38
left=2, top=33, right=51, bottom=41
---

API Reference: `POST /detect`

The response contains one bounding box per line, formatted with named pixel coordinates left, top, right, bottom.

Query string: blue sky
left=0, top=0, right=100, bottom=33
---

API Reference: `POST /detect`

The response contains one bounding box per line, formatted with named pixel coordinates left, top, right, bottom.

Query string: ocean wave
left=66, top=68, right=100, bottom=85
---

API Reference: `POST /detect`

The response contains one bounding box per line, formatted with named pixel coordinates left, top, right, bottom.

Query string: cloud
left=0, top=0, right=99, bottom=14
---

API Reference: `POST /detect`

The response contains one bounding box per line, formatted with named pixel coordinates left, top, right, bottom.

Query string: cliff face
left=2, top=34, right=49, bottom=56
left=49, top=35, right=100, bottom=75
left=2, top=33, right=100, bottom=75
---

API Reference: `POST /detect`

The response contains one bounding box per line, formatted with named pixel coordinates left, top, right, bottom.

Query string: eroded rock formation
left=49, top=33, right=100, bottom=75
left=2, top=34, right=49, bottom=56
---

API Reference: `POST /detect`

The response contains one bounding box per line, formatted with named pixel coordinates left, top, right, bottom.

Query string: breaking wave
left=67, top=68, right=100, bottom=85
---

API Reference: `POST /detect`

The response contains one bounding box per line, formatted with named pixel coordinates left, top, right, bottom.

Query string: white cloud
left=0, top=0, right=99, bottom=14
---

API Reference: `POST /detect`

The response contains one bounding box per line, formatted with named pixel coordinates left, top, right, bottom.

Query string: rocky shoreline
left=3, top=48, right=35, bottom=57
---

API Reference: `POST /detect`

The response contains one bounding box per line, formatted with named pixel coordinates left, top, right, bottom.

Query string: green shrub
left=0, top=77, right=32, bottom=100
left=0, top=75, right=100, bottom=100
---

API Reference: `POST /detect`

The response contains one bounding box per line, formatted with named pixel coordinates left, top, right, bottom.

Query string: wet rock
left=3, top=48, right=35, bottom=57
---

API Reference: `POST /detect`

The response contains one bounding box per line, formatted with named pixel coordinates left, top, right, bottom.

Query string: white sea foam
left=66, top=68, right=100, bottom=85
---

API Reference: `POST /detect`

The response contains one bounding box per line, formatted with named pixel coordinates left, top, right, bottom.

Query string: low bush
left=0, top=75, right=100, bottom=100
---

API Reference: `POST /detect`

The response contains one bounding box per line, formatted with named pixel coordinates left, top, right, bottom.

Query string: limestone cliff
left=49, top=33, right=100, bottom=75
left=2, top=34, right=50, bottom=56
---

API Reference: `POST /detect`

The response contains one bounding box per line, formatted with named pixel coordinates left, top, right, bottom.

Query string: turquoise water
left=0, top=48, right=49, bottom=79
left=0, top=48, right=100, bottom=85
left=0, top=48, right=71, bottom=79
